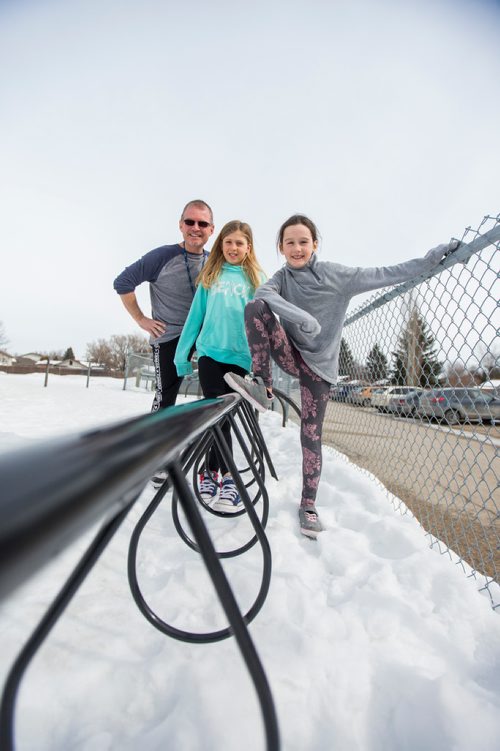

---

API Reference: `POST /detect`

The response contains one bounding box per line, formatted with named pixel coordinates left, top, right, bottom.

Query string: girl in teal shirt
left=174, top=220, right=264, bottom=512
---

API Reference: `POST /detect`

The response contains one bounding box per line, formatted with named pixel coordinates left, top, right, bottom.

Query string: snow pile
left=1, top=374, right=499, bottom=751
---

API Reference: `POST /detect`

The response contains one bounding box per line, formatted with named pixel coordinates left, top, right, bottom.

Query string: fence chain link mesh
left=123, top=217, right=499, bottom=607
left=123, top=351, right=156, bottom=390
left=281, top=214, right=500, bottom=609
left=124, top=351, right=203, bottom=397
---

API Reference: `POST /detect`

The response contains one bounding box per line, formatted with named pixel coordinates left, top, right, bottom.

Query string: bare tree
left=86, top=339, right=114, bottom=368
left=42, top=349, right=64, bottom=361
left=109, top=335, right=130, bottom=372
left=445, top=361, right=479, bottom=387
left=126, top=334, right=151, bottom=355
left=478, top=349, right=500, bottom=382
left=86, top=334, right=150, bottom=371
left=0, top=321, right=8, bottom=350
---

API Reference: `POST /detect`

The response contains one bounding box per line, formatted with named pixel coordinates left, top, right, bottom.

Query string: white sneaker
left=198, top=470, right=220, bottom=502
left=212, top=476, right=243, bottom=513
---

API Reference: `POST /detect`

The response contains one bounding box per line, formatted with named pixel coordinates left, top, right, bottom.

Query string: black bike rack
left=127, top=400, right=278, bottom=643
left=0, top=394, right=281, bottom=751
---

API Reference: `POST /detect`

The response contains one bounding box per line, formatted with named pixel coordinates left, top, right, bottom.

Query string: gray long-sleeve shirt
left=113, top=244, right=208, bottom=345
left=254, top=243, right=452, bottom=384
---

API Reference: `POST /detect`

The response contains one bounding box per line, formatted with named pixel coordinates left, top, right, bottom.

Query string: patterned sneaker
left=198, top=470, right=220, bottom=502
left=223, top=372, right=274, bottom=413
left=298, top=505, right=323, bottom=539
left=212, top=475, right=243, bottom=513
left=151, top=469, right=168, bottom=488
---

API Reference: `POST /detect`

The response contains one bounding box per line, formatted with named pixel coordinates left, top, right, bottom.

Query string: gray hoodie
left=254, top=243, right=453, bottom=384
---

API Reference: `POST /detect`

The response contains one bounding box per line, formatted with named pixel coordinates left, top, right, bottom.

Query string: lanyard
left=183, top=248, right=207, bottom=296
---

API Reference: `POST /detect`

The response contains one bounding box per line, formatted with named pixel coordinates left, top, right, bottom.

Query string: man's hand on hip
left=139, top=316, right=166, bottom=338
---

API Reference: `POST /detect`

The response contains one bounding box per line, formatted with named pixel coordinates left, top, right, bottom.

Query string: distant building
left=0, top=350, right=16, bottom=366
left=35, top=359, right=59, bottom=367
left=57, top=358, right=86, bottom=369
left=21, top=352, right=45, bottom=362
left=480, top=379, right=500, bottom=392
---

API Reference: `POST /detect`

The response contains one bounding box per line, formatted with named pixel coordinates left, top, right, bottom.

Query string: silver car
left=385, top=387, right=424, bottom=416
left=417, top=388, right=500, bottom=425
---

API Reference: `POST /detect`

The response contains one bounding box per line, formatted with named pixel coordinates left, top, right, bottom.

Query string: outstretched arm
left=343, top=240, right=460, bottom=296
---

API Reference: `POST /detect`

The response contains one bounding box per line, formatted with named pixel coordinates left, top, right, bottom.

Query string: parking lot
left=317, top=401, right=500, bottom=580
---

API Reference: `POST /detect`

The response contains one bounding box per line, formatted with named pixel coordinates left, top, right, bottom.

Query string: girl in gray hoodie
left=225, top=214, right=458, bottom=538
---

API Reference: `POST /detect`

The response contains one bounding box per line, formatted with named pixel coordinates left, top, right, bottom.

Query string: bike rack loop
left=0, top=394, right=280, bottom=751
left=172, top=401, right=274, bottom=553
left=127, top=401, right=276, bottom=643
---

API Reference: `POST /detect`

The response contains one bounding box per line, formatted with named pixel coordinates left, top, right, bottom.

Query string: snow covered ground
left=1, top=372, right=499, bottom=751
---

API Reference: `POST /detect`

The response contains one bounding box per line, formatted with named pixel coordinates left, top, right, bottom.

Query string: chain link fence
left=123, top=351, right=155, bottom=390
left=123, top=351, right=203, bottom=397
left=285, top=214, right=500, bottom=608
left=121, top=217, right=499, bottom=607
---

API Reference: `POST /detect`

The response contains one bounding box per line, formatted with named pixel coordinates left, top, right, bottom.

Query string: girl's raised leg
left=244, top=299, right=301, bottom=386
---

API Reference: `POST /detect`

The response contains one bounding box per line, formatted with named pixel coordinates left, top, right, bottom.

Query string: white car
left=371, top=386, right=421, bottom=413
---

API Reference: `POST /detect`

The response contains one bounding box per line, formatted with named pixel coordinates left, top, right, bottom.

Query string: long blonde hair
left=197, top=220, right=264, bottom=290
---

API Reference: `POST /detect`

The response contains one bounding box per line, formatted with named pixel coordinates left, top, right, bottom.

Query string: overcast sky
left=1, top=0, right=499, bottom=358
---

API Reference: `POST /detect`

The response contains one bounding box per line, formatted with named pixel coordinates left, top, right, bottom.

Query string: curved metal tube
left=272, top=387, right=301, bottom=423
left=0, top=503, right=135, bottom=751
left=127, top=403, right=273, bottom=643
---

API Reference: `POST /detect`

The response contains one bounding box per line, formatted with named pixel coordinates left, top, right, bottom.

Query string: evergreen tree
left=63, top=347, right=75, bottom=361
left=339, top=338, right=354, bottom=377
left=390, top=308, right=442, bottom=388
left=391, top=352, right=407, bottom=386
left=366, top=343, right=388, bottom=382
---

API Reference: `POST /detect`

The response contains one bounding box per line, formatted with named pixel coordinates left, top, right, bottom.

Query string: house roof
left=480, top=379, right=500, bottom=390
left=58, top=359, right=85, bottom=367
left=21, top=353, right=44, bottom=361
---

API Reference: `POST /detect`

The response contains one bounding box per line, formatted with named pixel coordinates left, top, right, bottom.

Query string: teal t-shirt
left=174, top=263, right=260, bottom=376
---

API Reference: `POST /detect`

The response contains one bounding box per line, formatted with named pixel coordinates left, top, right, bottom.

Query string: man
left=113, top=199, right=214, bottom=412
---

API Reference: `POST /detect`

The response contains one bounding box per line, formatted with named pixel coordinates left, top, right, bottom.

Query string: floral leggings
left=245, top=299, right=331, bottom=508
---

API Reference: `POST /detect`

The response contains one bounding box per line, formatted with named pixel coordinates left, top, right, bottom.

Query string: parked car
left=330, top=383, right=362, bottom=402
left=345, top=385, right=368, bottom=404
left=371, top=386, right=417, bottom=412
left=417, top=387, right=500, bottom=425
left=385, top=387, right=424, bottom=416
left=368, top=387, right=390, bottom=410
left=351, top=385, right=380, bottom=407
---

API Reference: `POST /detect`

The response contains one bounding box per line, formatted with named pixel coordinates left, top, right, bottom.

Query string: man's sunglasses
left=183, top=219, right=212, bottom=228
